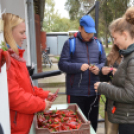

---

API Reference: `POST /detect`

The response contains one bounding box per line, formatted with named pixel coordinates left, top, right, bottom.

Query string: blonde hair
left=109, top=6, right=134, bottom=38
left=2, top=13, right=24, bottom=54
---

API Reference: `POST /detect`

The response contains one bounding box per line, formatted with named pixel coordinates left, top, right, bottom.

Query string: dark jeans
left=119, top=124, right=134, bottom=134
left=0, top=124, right=4, bottom=134
left=67, top=95, right=99, bottom=132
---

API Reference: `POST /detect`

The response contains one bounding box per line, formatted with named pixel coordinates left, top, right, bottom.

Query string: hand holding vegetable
left=47, top=89, right=59, bottom=102
left=89, top=64, right=100, bottom=75
left=89, top=64, right=95, bottom=68
left=102, top=66, right=111, bottom=75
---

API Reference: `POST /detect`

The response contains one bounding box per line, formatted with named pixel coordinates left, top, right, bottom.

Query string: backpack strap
left=95, top=39, right=102, bottom=55
left=69, top=37, right=103, bottom=58
left=69, top=37, right=76, bottom=57
left=95, top=39, right=103, bottom=63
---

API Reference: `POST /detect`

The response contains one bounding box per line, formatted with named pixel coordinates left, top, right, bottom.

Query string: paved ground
left=38, top=59, right=105, bottom=134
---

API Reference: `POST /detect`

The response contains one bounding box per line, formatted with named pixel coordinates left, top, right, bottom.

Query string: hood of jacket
left=8, top=49, right=25, bottom=62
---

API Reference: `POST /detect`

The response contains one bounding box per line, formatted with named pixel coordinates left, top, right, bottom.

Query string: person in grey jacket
left=99, top=44, right=122, bottom=134
left=94, top=6, right=134, bottom=134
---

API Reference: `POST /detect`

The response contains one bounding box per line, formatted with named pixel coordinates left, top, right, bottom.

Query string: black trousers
left=0, top=124, right=4, bottom=134
left=119, top=124, right=134, bottom=134
left=68, top=95, right=99, bottom=132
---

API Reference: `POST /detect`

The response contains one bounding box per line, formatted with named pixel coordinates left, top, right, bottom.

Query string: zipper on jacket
left=86, top=44, right=90, bottom=95
left=13, top=111, right=17, bottom=125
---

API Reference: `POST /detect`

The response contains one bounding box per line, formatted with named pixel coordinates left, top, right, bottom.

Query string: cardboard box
left=34, top=104, right=90, bottom=134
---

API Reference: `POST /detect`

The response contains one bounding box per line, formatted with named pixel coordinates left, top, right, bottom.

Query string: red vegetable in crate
left=44, top=110, right=52, bottom=115
left=62, top=125, right=69, bottom=130
left=64, top=110, right=76, bottom=117
left=67, top=122, right=78, bottom=129
left=62, top=117, right=69, bottom=121
left=56, top=110, right=65, bottom=115
left=50, top=122, right=62, bottom=128
left=67, top=121, right=81, bottom=129
left=47, top=89, right=59, bottom=102
left=54, top=117, right=61, bottom=122
left=38, top=114, right=45, bottom=122
left=37, top=114, right=46, bottom=127
left=37, top=109, right=82, bottom=132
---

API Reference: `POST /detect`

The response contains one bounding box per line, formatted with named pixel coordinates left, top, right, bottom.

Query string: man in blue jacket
left=58, top=15, right=106, bottom=131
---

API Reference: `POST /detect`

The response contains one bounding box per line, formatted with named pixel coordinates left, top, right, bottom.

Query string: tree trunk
left=105, top=32, right=108, bottom=48
left=105, top=0, right=108, bottom=48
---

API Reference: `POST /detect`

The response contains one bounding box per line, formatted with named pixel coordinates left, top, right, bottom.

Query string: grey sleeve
left=98, top=59, right=134, bottom=103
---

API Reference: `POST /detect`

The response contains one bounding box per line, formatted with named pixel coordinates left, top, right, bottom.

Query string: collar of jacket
left=77, top=32, right=94, bottom=43
left=119, top=43, right=134, bottom=57
left=8, top=49, right=26, bottom=62
left=6, top=43, right=22, bottom=50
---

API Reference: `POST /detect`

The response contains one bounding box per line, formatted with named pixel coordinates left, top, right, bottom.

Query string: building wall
left=46, top=33, right=69, bottom=55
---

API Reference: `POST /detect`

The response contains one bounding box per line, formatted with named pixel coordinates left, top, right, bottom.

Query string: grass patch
left=99, top=95, right=106, bottom=118
left=55, top=56, right=60, bottom=61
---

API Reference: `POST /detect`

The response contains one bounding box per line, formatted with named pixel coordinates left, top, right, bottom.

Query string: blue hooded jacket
left=58, top=32, right=106, bottom=96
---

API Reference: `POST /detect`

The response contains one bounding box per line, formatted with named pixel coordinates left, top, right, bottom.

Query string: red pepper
left=63, top=117, right=69, bottom=121
left=54, top=88, right=60, bottom=96
left=37, top=114, right=45, bottom=122
left=50, top=88, right=60, bottom=102
left=90, top=64, right=95, bottom=68
left=54, top=117, right=61, bottom=122
left=56, top=110, right=64, bottom=115
left=50, top=122, right=61, bottom=128
left=47, top=89, right=59, bottom=102
left=62, top=125, right=69, bottom=130
left=67, top=122, right=78, bottom=129
left=50, top=96, right=57, bottom=102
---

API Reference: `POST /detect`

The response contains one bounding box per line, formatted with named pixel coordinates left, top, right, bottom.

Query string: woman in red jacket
left=2, top=13, right=54, bottom=134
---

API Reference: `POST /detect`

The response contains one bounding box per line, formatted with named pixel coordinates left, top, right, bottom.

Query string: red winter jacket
left=7, top=49, right=49, bottom=134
